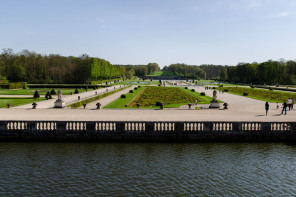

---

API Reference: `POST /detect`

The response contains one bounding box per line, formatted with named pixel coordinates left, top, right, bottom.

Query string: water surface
left=1, top=143, right=296, bottom=196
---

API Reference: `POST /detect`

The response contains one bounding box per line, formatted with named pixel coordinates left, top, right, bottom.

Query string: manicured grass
left=0, top=97, right=46, bottom=108
left=114, top=79, right=160, bottom=86
left=147, top=71, right=163, bottom=76
left=0, top=88, right=88, bottom=95
left=104, top=86, right=144, bottom=109
left=219, top=87, right=296, bottom=103
left=181, top=88, right=224, bottom=103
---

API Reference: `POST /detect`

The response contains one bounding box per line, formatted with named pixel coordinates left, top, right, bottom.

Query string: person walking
left=265, top=102, right=269, bottom=116
left=288, top=98, right=292, bottom=110
left=281, top=100, right=288, bottom=115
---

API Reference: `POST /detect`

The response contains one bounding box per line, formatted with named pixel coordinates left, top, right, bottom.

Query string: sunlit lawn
left=0, top=88, right=88, bottom=95
left=0, top=97, right=47, bottom=108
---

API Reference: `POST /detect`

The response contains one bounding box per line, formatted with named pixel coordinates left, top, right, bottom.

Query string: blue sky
left=1, top=0, right=296, bottom=67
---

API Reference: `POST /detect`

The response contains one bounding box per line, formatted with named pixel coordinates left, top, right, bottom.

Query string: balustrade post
left=203, top=122, right=213, bottom=132
left=0, top=121, right=8, bottom=131
left=232, top=122, right=242, bottom=132
left=86, top=122, right=96, bottom=131
left=261, top=122, right=271, bottom=132
left=56, top=122, right=67, bottom=131
left=117, top=122, right=125, bottom=133
left=175, top=122, right=184, bottom=133
left=27, top=122, right=37, bottom=131
left=146, top=122, right=154, bottom=132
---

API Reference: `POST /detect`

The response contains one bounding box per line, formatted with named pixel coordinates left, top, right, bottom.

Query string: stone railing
left=0, top=121, right=296, bottom=142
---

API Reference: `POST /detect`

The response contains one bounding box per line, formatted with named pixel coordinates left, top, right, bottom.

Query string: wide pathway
left=13, top=85, right=124, bottom=109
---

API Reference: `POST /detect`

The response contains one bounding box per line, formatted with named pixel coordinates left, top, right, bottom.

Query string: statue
left=209, top=90, right=220, bottom=108
left=212, top=90, right=217, bottom=101
left=57, top=90, right=62, bottom=101
left=54, top=89, right=65, bottom=108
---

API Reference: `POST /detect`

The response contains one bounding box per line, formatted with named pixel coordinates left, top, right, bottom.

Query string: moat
left=1, top=142, right=296, bottom=196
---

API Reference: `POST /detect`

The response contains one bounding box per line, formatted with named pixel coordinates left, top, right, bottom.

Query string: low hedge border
left=68, top=85, right=131, bottom=108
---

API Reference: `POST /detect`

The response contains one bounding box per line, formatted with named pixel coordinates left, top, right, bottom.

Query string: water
left=1, top=143, right=296, bottom=196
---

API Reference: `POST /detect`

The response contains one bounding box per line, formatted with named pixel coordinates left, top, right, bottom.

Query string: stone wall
left=1, top=121, right=296, bottom=142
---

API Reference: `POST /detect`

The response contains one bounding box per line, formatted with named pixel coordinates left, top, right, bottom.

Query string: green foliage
left=74, top=88, right=79, bottom=94
left=243, top=92, right=248, bottom=96
left=0, top=97, right=45, bottom=108
left=69, top=86, right=131, bottom=108
left=45, top=92, right=52, bottom=99
left=129, top=90, right=134, bottom=93
left=121, top=94, right=126, bottom=98
left=50, top=89, right=56, bottom=95
left=33, top=90, right=40, bottom=98
left=185, top=87, right=188, bottom=89
left=191, top=89, right=195, bottom=92
left=134, top=87, right=138, bottom=90
left=132, top=87, right=201, bottom=107
left=219, top=87, right=296, bottom=102
left=200, top=92, right=206, bottom=96
left=269, top=88, right=273, bottom=91
left=155, top=101, right=162, bottom=106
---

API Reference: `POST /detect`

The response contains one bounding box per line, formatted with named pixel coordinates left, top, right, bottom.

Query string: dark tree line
left=114, top=63, right=159, bottom=78
left=0, top=49, right=125, bottom=84
left=162, top=60, right=296, bottom=85
left=226, top=60, right=296, bottom=85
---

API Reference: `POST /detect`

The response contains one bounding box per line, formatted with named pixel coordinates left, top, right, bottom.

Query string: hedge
left=69, top=85, right=131, bottom=108
left=0, top=82, right=27, bottom=89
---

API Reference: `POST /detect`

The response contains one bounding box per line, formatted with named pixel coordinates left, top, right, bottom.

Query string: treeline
left=0, top=49, right=125, bottom=84
left=162, top=60, right=296, bottom=85
left=114, top=63, right=159, bottom=78
left=225, top=60, right=296, bottom=85
left=162, top=64, right=224, bottom=79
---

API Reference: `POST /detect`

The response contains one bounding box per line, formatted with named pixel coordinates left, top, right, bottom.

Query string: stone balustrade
left=0, top=121, right=296, bottom=142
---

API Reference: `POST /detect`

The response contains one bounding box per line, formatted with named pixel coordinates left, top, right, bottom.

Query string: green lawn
left=114, top=79, right=160, bottom=86
left=0, top=97, right=47, bottom=108
left=181, top=88, right=224, bottom=103
left=0, top=88, right=88, bottom=95
left=104, top=86, right=144, bottom=109
left=147, top=71, right=163, bottom=76
left=218, top=87, right=296, bottom=103
left=105, top=86, right=218, bottom=109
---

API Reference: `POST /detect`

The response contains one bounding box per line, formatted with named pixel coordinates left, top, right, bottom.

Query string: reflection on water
left=1, top=143, right=296, bottom=196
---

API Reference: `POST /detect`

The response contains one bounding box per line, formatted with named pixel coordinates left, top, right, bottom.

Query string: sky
left=0, top=0, right=296, bottom=67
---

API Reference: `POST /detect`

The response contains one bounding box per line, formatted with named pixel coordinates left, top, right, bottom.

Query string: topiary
left=200, top=92, right=206, bottom=96
left=34, top=90, right=40, bottom=98
left=243, top=92, right=248, bottom=96
left=250, top=86, right=254, bottom=88
left=185, top=87, right=188, bottom=89
left=50, top=89, right=56, bottom=95
left=121, top=94, right=126, bottom=98
left=134, top=87, right=138, bottom=90
left=129, top=90, right=134, bottom=93
left=191, top=89, right=195, bottom=92
left=269, top=88, right=273, bottom=91
left=74, top=88, right=79, bottom=94
left=224, top=89, right=229, bottom=92
left=138, top=85, right=141, bottom=88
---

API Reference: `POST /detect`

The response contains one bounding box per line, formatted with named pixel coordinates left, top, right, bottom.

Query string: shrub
left=158, top=84, right=161, bottom=86
left=200, top=92, right=206, bottom=96
left=50, top=89, right=56, bottom=95
left=121, top=94, right=126, bottom=98
left=250, top=86, right=254, bottom=88
left=134, top=87, right=138, bottom=90
left=34, top=90, right=40, bottom=98
left=269, top=88, right=273, bottom=91
left=129, top=90, right=134, bottom=93
left=213, top=87, right=216, bottom=89
left=191, top=89, right=195, bottom=92
left=220, top=85, right=223, bottom=87
left=45, top=92, right=52, bottom=99
left=155, top=101, right=162, bottom=106
left=74, top=88, right=79, bottom=94
left=243, top=92, right=248, bottom=96
left=185, top=87, right=188, bottom=89
left=224, top=89, right=229, bottom=92
left=23, top=86, right=26, bottom=89
left=138, top=85, right=141, bottom=88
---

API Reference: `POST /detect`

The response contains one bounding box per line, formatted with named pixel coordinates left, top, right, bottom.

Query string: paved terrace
left=1, top=84, right=295, bottom=122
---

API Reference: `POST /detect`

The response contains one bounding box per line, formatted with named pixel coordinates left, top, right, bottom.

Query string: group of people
left=265, top=98, right=294, bottom=115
